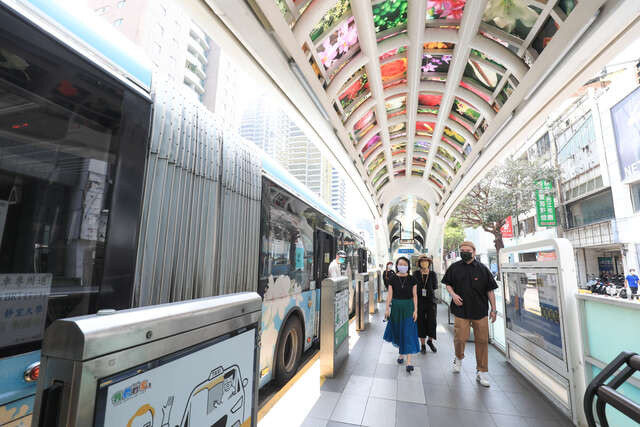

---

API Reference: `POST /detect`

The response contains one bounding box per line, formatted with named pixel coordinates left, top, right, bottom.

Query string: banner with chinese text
left=535, top=180, right=557, bottom=226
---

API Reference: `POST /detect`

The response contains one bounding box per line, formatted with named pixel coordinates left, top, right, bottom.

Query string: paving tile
left=457, top=408, right=498, bottom=427
left=326, top=422, right=361, bottom=427
left=506, top=392, right=561, bottom=420
left=397, top=378, right=426, bottom=404
left=361, top=397, right=396, bottom=427
left=330, top=394, right=368, bottom=425
left=395, top=401, right=429, bottom=427
left=425, top=405, right=465, bottom=427
left=524, top=417, right=573, bottom=427
left=300, top=416, right=329, bottom=427
left=374, top=363, right=398, bottom=379
left=477, top=391, right=521, bottom=415
left=397, top=365, right=423, bottom=382
left=370, top=377, right=397, bottom=400
left=490, top=414, right=526, bottom=427
left=307, top=391, right=341, bottom=419
left=321, top=375, right=349, bottom=393
left=343, top=375, right=374, bottom=397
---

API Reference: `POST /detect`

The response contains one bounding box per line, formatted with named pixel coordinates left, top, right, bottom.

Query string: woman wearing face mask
left=413, top=255, right=438, bottom=354
left=383, top=262, right=394, bottom=290
left=383, top=257, right=420, bottom=372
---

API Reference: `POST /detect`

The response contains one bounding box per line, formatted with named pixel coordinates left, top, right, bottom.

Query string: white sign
left=99, top=329, right=255, bottom=427
left=0, top=273, right=52, bottom=347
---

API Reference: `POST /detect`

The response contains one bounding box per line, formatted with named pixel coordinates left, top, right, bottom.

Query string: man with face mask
left=328, top=250, right=346, bottom=278
left=442, top=241, right=498, bottom=387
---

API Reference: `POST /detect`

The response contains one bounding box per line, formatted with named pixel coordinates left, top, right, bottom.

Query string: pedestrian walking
left=413, top=255, right=438, bottom=354
left=328, top=250, right=346, bottom=278
left=626, top=268, right=639, bottom=300
left=383, top=257, right=420, bottom=372
left=442, top=241, right=498, bottom=387
left=383, top=261, right=394, bottom=290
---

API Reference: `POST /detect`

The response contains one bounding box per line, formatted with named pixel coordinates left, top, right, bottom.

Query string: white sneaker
left=452, top=357, right=463, bottom=373
left=476, top=371, right=490, bottom=387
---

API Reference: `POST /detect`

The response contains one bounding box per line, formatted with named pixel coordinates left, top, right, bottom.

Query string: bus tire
left=275, top=315, right=303, bottom=385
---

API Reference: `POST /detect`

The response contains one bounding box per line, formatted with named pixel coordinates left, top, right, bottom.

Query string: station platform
left=259, top=303, right=572, bottom=427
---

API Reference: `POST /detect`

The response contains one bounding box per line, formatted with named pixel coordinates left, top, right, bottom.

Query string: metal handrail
left=584, top=351, right=640, bottom=426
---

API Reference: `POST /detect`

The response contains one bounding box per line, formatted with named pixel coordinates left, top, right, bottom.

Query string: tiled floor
left=258, top=303, right=573, bottom=427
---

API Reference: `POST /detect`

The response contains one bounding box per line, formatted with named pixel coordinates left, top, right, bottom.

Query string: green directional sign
left=535, top=179, right=557, bottom=227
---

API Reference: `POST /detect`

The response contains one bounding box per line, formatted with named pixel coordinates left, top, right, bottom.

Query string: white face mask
left=397, top=265, right=409, bottom=274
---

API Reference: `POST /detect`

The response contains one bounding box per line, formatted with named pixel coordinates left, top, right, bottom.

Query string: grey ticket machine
left=356, top=273, right=370, bottom=331
left=320, top=277, right=349, bottom=378
left=33, top=293, right=262, bottom=427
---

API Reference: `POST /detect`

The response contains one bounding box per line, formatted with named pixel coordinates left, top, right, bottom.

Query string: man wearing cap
left=441, top=241, right=498, bottom=387
left=329, top=250, right=346, bottom=278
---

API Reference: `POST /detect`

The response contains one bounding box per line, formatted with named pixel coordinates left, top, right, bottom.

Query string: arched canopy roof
left=240, top=0, right=614, bottom=215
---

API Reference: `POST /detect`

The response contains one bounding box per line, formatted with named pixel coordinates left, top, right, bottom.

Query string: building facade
left=466, top=64, right=640, bottom=284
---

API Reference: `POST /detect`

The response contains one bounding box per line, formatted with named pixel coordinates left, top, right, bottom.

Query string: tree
left=452, top=157, right=558, bottom=268
left=443, top=218, right=465, bottom=256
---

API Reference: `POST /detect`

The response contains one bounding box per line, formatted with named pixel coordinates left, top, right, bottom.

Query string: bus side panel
left=0, top=351, right=39, bottom=427
left=258, top=278, right=319, bottom=388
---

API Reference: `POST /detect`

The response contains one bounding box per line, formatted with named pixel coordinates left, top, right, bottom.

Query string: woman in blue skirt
left=383, top=256, right=420, bottom=372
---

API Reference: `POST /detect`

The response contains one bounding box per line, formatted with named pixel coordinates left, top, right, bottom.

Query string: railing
left=584, top=351, right=640, bottom=427
left=564, top=219, right=616, bottom=247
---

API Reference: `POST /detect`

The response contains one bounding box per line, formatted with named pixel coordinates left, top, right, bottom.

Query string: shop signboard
left=611, top=85, right=640, bottom=183
left=398, top=248, right=414, bottom=254
left=501, top=216, right=514, bottom=238
left=0, top=273, right=52, bottom=348
left=535, top=180, right=557, bottom=226
left=95, top=329, right=255, bottom=427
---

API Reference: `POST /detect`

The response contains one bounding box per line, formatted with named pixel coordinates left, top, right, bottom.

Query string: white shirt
left=328, top=259, right=342, bottom=278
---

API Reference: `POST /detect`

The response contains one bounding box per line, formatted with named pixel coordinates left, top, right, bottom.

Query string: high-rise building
left=86, top=0, right=220, bottom=110
left=330, top=168, right=347, bottom=217
left=239, top=95, right=345, bottom=210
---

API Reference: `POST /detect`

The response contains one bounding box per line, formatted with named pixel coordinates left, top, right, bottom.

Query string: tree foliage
left=443, top=218, right=465, bottom=255
left=452, top=157, right=559, bottom=257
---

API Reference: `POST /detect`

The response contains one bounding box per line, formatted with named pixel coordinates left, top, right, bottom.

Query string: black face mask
left=460, top=251, right=473, bottom=262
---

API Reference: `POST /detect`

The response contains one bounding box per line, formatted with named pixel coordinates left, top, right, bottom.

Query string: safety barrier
left=584, top=352, right=640, bottom=427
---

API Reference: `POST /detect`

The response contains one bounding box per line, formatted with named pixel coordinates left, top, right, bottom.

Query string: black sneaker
left=406, top=365, right=414, bottom=373
left=427, top=340, right=437, bottom=353
left=421, top=344, right=427, bottom=354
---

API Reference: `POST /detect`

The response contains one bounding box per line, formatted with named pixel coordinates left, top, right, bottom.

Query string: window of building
left=117, top=0, right=126, bottom=8
left=159, top=4, right=167, bottom=16
left=113, top=18, right=123, bottom=27
left=631, top=182, right=640, bottom=212
left=566, top=189, right=615, bottom=228
left=156, top=23, right=164, bottom=37
left=525, top=217, right=536, bottom=234
left=95, top=6, right=109, bottom=15
left=153, top=42, right=161, bottom=56
left=169, top=56, right=176, bottom=68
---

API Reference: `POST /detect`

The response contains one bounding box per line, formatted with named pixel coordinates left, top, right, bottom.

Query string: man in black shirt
left=442, top=241, right=498, bottom=387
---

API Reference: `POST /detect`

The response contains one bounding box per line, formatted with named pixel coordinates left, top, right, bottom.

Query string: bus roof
left=11, top=0, right=152, bottom=92
left=259, top=148, right=360, bottom=240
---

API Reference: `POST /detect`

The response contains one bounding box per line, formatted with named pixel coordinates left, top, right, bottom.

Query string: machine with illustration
left=31, top=294, right=261, bottom=427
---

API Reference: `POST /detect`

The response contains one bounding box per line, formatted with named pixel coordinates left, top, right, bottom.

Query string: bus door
left=314, top=230, right=335, bottom=283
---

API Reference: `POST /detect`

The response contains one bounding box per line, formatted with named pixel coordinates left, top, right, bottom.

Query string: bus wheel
left=275, top=316, right=303, bottom=385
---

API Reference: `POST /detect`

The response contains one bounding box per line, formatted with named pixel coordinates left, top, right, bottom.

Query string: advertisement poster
left=611, top=85, right=640, bottom=182
left=0, top=273, right=52, bottom=348
left=97, top=329, right=255, bottom=427
left=504, top=272, right=563, bottom=359
left=334, top=289, right=349, bottom=348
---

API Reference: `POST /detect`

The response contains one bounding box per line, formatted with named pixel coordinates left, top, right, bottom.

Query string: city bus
left=0, top=1, right=367, bottom=426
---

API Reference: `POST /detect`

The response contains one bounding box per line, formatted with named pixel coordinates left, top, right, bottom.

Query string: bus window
left=0, top=6, right=150, bottom=360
